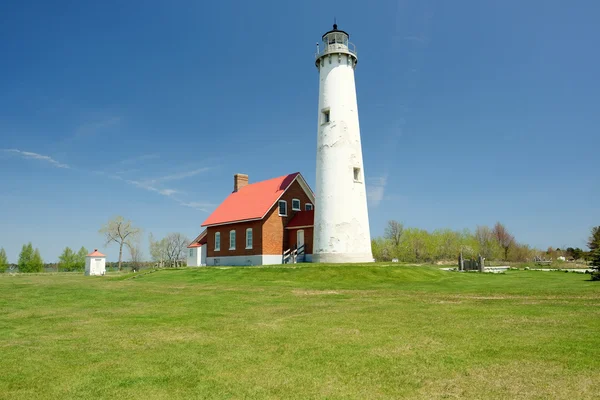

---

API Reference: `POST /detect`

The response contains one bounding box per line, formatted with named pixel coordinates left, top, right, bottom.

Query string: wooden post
left=459, top=251, right=464, bottom=271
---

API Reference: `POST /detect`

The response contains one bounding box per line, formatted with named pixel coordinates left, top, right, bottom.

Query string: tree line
left=372, top=221, right=523, bottom=263
left=98, top=216, right=190, bottom=271
left=0, top=215, right=191, bottom=273
left=372, top=221, right=600, bottom=266
left=0, top=243, right=87, bottom=273
left=2, top=218, right=597, bottom=275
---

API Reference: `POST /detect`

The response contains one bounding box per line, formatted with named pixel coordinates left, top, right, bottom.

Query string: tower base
left=312, top=252, right=374, bottom=264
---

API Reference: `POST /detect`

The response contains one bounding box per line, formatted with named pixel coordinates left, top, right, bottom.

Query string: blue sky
left=1, top=0, right=598, bottom=262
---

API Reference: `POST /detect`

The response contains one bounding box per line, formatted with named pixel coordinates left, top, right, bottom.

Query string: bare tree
left=164, top=233, right=189, bottom=267
left=149, top=233, right=189, bottom=267
left=475, top=225, right=495, bottom=259
left=99, top=216, right=141, bottom=271
left=493, top=222, right=514, bottom=261
left=149, top=233, right=166, bottom=268
left=127, top=239, right=144, bottom=272
left=384, top=220, right=404, bottom=247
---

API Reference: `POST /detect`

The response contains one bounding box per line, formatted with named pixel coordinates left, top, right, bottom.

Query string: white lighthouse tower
left=313, top=24, right=373, bottom=263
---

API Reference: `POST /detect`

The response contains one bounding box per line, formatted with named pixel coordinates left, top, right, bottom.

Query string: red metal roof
left=285, top=210, right=314, bottom=229
left=87, top=249, right=106, bottom=257
left=201, top=172, right=302, bottom=227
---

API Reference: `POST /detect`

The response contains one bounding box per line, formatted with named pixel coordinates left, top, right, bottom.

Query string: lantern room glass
left=325, top=32, right=348, bottom=46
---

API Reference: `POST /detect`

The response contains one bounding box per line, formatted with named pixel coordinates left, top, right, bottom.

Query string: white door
left=297, top=230, right=305, bottom=249
left=200, top=244, right=207, bottom=266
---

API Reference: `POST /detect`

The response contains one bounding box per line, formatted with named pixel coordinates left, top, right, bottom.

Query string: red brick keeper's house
left=187, top=172, right=315, bottom=266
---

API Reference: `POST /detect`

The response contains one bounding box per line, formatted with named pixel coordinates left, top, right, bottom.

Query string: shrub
left=0, top=248, right=7, bottom=273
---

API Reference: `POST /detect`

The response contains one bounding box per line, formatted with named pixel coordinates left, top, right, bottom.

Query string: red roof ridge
left=201, top=172, right=313, bottom=227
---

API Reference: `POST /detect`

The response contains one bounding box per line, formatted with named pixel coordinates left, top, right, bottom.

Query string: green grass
left=1, top=264, right=599, bottom=399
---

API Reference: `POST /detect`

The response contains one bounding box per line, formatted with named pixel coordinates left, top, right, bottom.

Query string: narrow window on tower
left=322, top=109, right=330, bottom=124
left=353, top=167, right=361, bottom=182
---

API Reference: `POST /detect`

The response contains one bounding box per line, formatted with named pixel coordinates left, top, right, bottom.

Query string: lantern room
left=316, top=24, right=357, bottom=65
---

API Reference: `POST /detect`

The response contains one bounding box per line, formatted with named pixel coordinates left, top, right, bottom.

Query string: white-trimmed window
left=292, top=198, right=301, bottom=211
left=278, top=200, right=287, bottom=216
left=246, top=228, right=253, bottom=249
left=189, top=249, right=193, bottom=257
left=229, top=230, right=236, bottom=250
left=215, top=232, right=221, bottom=251
left=305, top=203, right=313, bottom=211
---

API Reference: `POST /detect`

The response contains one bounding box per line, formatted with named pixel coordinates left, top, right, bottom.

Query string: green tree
left=509, top=242, right=535, bottom=262
left=460, top=229, right=483, bottom=259
left=18, top=243, right=34, bottom=272
left=0, top=248, right=8, bottom=273
left=31, top=248, right=44, bottom=272
left=58, top=247, right=76, bottom=271
left=76, top=247, right=88, bottom=270
left=433, top=229, right=462, bottom=261
left=398, top=228, right=432, bottom=262
left=371, top=238, right=383, bottom=261
left=588, top=226, right=600, bottom=251
left=590, top=248, right=600, bottom=281
left=565, top=247, right=575, bottom=259
left=371, top=237, right=394, bottom=261
left=564, top=247, right=584, bottom=260
left=587, top=226, right=600, bottom=280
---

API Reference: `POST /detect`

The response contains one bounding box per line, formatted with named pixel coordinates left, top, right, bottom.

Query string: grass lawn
left=0, top=264, right=599, bottom=399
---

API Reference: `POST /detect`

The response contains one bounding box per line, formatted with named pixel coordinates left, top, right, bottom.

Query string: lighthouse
left=313, top=24, right=373, bottom=263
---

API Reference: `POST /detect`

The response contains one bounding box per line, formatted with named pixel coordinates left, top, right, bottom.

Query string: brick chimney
left=233, top=173, right=249, bottom=192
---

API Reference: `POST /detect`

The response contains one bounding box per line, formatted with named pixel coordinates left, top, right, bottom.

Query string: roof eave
left=201, top=217, right=263, bottom=228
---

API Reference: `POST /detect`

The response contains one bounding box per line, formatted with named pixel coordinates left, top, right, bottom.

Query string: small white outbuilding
left=85, top=249, right=106, bottom=276
left=187, top=230, right=207, bottom=267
